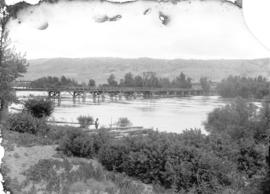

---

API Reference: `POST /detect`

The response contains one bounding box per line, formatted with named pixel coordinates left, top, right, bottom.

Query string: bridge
left=13, top=80, right=208, bottom=100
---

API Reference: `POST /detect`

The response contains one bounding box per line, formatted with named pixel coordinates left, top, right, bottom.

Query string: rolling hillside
left=23, top=57, right=270, bottom=83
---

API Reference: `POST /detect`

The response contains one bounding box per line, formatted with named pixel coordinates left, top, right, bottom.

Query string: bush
left=116, top=117, right=132, bottom=127
left=7, top=112, right=49, bottom=135
left=77, top=115, right=94, bottom=128
left=58, top=129, right=96, bottom=158
left=24, top=98, right=54, bottom=118
left=204, top=98, right=257, bottom=140
left=92, top=128, right=112, bottom=154
left=236, top=139, right=266, bottom=178
left=98, top=130, right=234, bottom=193
left=47, top=125, right=77, bottom=144
left=58, top=128, right=112, bottom=158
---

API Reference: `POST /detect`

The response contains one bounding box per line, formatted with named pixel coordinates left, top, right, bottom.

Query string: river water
left=13, top=91, right=231, bottom=133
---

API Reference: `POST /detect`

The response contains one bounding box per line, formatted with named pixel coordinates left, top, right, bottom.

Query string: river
left=11, top=91, right=234, bottom=133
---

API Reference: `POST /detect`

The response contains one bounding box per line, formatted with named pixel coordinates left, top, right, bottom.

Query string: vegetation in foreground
left=2, top=97, right=270, bottom=194
left=23, top=98, right=54, bottom=118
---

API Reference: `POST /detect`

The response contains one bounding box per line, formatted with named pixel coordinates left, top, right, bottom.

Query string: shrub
left=92, top=128, right=112, bottom=154
left=98, top=142, right=129, bottom=172
left=116, top=117, right=132, bottom=127
left=58, top=129, right=95, bottom=158
left=47, top=125, right=77, bottom=144
left=58, top=127, right=112, bottom=158
left=77, top=115, right=94, bottom=128
left=236, top=139, right=266, bottom=178
left=204, top=98, right=257, bottom=140
left=7, top=112, right=49, bottom=135
left=24, top=98, right=54, bottom=118
left=98, top=130, right=234, bottom=193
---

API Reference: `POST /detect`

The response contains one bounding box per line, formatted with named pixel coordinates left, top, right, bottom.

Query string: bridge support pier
left=101, top=94, right=105, bottom=102
left=143, top=91, right=153, bottom=99
left=82, top=91, right=87, bottom=102
left=48, top=91, right=61, bottom=98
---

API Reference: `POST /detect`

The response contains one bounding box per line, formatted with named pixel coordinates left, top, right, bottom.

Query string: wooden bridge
left=13, top=80, right=206, bottom=99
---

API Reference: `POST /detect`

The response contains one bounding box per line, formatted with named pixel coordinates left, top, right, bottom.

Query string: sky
left=5, top=0, right=270, bottom=59
left=243, top=0, right=270, bottom=51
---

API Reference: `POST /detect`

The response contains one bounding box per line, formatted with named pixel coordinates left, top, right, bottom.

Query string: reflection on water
left=14, top=91, right=230, bottom=133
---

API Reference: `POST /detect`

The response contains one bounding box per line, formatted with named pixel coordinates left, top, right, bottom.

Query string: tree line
left=30, top=72, right=201, bottom=89
left=217, top=75, right=270, bottom=99
left=30, top=76, right=81, bottom=89
left=106, top=72, right=193, bottom=88
left=29, top=74, right=270, bottom=99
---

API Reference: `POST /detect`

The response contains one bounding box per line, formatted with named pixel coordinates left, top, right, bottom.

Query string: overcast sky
left=6, top=0, right=270, bottom=59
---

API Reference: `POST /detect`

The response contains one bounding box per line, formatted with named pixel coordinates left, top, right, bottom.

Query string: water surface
left=14, top=91, right=230, bottom=133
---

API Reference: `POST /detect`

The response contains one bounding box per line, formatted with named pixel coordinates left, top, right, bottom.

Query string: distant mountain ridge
left=23, top=57, right=270, bottom=83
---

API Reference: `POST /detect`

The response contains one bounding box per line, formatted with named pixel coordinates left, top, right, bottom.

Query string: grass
left=2, top=128, right=53, bottom=151
left=1, top=124, right=81, bottom=151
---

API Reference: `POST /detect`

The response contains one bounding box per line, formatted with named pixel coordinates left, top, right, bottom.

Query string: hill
left=23, top=57, right=270, bottom=83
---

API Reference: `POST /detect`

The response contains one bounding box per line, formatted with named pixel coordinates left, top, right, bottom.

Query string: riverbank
left=2, top=97, right=269, bottom=193
left=1, top=124, right=166, bottom=194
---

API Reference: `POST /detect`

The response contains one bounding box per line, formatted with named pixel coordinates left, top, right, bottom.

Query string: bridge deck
left=14, top=86, right=203, bottom=93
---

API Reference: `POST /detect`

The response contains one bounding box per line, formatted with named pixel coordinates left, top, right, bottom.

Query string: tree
left=173, top=72, right=192, bottom=88
left=88, top=79, right=96, bottom=87
left=123, top=72, right=134, bottom=87
left=142, top=72, right=160, bottom=87
left=217, top=75, right=270, bottom=99
left=0, top=4, right=28, bottom=123
left=200, top=77, right=211, bottom=94
left=204, top=98, right=257, bottom=140
left=107, top=74, right=118, bottom=86
left=134, top=75, right=143, bottom=87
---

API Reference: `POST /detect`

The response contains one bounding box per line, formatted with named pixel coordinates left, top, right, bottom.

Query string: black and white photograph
left=1, top=0, right=270, bottom=193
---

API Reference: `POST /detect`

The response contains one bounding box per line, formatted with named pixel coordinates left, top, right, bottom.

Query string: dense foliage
left=200, top=77, right=211, bottom=94
left=96, top=98, right=269, bottom=193
left=98, top=130, right=236, bottom=193
left=29, top=72, right=197, bottom=91
left=58, top=128, right=111, bottom=158
left=205, top=97, right=270, bottom=143
left=58, top=129, right=96, bottom=157
left=88, top=78, right=96, bottom=87
left=24, top=98, right=54, bottom=118
left=217, top=75, right=270, bottom=99
left=205, top=98, right=257, bottom=139
left=30, top=76, right=81, bottom=89
left=106, top=72, right=192, bottom=89
left=7, top=112, right=49, bottom=135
